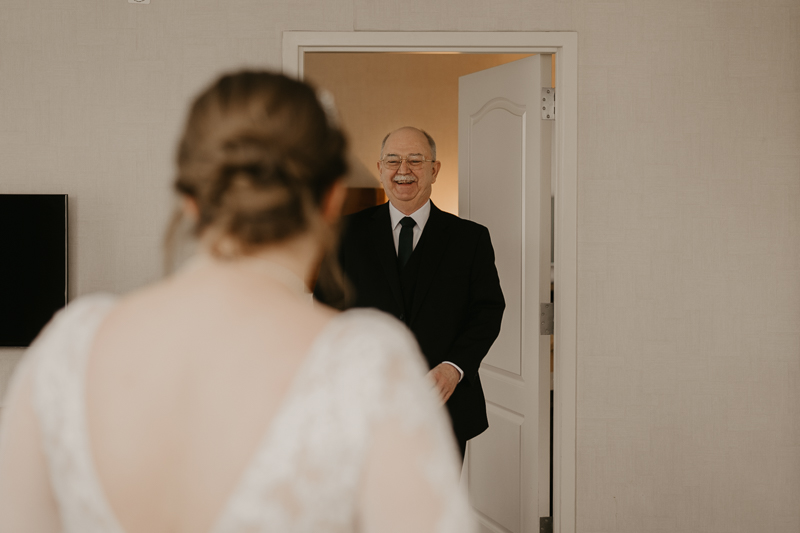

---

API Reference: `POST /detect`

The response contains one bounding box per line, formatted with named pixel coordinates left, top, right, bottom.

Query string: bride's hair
left=166, top=71, right=347, bottom=260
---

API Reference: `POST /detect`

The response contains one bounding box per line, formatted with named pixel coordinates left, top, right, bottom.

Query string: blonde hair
left=165, top=71, right=347, bottom=264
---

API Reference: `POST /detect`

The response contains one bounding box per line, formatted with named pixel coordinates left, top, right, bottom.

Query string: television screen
left=0, top=194, right=68, bottom=347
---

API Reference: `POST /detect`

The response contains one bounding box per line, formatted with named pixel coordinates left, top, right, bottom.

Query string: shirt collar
left=389, top=200, right=431, bottom=231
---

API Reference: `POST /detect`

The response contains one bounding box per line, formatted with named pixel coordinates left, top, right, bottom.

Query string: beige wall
left=1, top=1, right=798, bottom=532
left=304, top=52, right=533, bottom=215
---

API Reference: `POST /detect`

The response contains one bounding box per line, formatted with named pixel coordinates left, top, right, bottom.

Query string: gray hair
left=380, top=128, right=437, bottom=161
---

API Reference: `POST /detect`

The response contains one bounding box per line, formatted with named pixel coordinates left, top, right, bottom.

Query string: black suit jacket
left=317, top=202, right=505, bottom=443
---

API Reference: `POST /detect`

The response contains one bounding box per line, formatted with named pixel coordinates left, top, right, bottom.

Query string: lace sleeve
left=0, top=346, right=63, bottom=532
left=0, top=305, right=74, bottom=532
left=0, top=294, right=117, bottom=533
left=346, top=311, right=476, bottom=533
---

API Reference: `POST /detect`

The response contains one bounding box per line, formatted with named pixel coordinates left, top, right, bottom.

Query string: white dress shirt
left=387, top=200, right=464, bottom=382
left=388, top=200, right=430, bottom=254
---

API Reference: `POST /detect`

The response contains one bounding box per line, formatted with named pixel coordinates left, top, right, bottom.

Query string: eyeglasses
left=380, top=156, right=435, bottom=170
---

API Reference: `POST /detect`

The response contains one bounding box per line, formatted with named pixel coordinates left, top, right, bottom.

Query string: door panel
left=459, top=55, right=551, bottom=533
left=469, top=102, right=524, bottom=376
left=470, top=406, right=523, bottom=533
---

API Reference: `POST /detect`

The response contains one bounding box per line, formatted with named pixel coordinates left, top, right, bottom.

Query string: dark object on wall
left=342, top=187, right=385, bottom=216
left=0, top=195, right=68, bottom=347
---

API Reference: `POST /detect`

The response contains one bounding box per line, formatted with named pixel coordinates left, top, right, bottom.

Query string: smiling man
left=316, top=127, right=505, bottom=459
left=377, top=127, right=441, bottom=215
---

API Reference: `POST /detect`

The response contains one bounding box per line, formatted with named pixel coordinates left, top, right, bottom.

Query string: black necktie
left=398, top=217, right=416, bottom=268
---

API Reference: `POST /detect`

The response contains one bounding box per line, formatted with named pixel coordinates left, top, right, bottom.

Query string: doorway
left=306, top=52, right=551, bottom=532
left=283, top=32, right=578, bottom=533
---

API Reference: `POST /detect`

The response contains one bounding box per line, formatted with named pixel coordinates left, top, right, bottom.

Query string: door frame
left=283, top=32, right=578, bottom=533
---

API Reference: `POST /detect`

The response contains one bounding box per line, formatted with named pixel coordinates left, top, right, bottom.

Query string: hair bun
left=171, top=71, right=348, bottom=257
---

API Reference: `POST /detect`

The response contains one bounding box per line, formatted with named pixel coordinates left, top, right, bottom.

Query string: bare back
left=86, top=259, right=334, bottom=533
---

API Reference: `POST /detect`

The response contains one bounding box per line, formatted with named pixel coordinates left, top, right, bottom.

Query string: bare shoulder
left=95, top=264, right=339, bottom=355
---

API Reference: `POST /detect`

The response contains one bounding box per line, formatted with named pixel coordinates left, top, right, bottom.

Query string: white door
left=459, top=55, right=552, bottom=533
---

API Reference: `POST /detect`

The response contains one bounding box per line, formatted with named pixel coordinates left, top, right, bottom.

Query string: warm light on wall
left=304, top=53, right=534, bottom=216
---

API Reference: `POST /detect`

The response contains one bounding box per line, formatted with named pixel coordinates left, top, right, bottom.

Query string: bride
left=0, top=71, right=473, bottom=532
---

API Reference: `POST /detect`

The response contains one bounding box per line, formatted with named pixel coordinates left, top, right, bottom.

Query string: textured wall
left=572, top=3, right=800, bottom=531
left=1, top=1, right=798, bottom=532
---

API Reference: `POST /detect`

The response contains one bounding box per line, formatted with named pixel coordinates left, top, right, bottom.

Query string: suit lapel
left=408, top=203, right=452, bottom=326
left=369, top=203, right=405, bottom=313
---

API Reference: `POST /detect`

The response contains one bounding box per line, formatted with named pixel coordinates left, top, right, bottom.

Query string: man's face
left=376, top=128, right=441, bottom=215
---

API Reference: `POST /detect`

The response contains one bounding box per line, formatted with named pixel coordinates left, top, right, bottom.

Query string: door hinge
left=540, top=516, right=553, bottom=533
left=541, top=87, right=555, bottom=120
left=540, top=303, right=554, bottom=335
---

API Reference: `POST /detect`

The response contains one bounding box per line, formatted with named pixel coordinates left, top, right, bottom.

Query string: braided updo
left=170, top=71, right=347, bottom=258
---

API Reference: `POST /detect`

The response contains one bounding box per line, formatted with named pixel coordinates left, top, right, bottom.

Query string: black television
left=0, top=194, right=68, bottom=347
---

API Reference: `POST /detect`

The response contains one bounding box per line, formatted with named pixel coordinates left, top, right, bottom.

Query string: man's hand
left=426, top=363, right=460, bottom=405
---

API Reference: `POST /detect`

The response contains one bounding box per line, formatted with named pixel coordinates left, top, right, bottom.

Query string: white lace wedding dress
left=8, top=294, right=474, bottom=533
